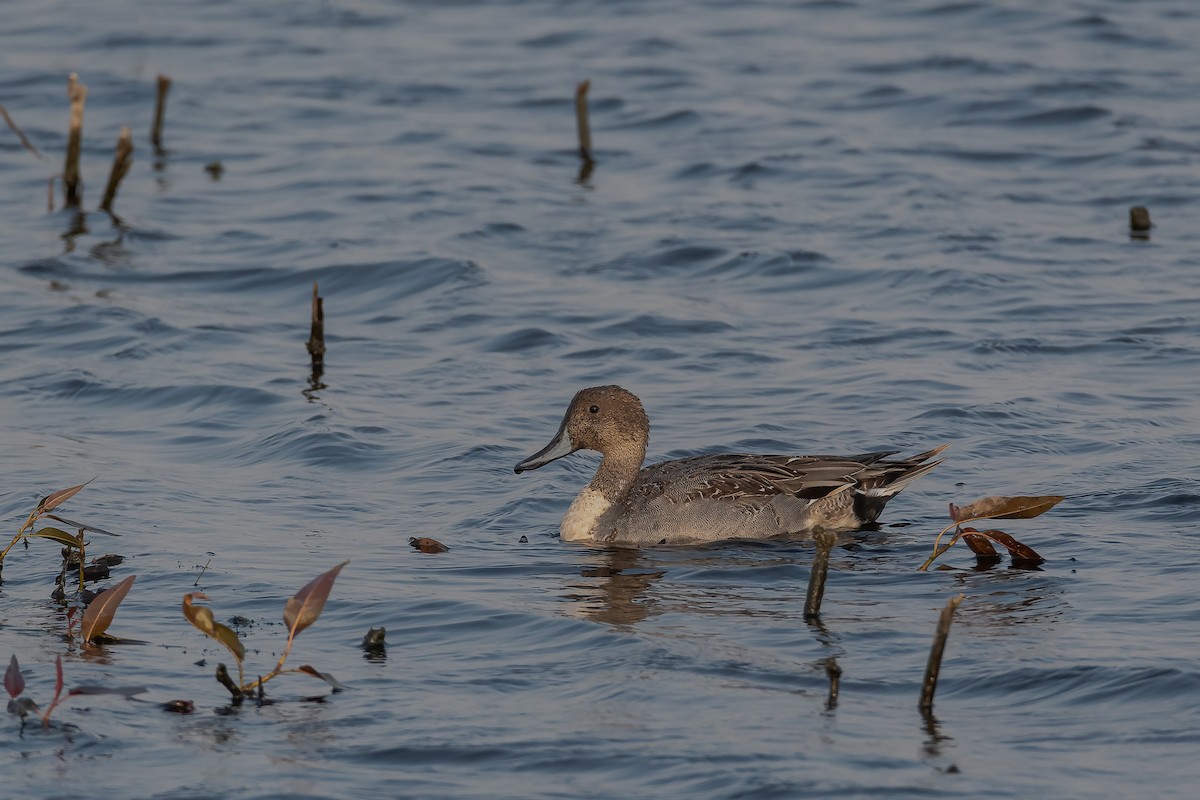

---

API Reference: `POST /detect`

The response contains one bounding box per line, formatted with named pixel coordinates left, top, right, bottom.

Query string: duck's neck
left=560, top=442, right=646, bottom=542
left=591, top=442, right=646, bottom=500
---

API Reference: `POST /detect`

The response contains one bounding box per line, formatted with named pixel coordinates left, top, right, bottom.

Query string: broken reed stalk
left=100, top=126, right=134, bottom=213
left=0, top=103, right=44, bottom=160
left=825, top=656, right=842, bottom=710
left=919, top=593, right=965, bottom=712
left=63, top=73, right=88, bottom=209
left=306, top=281, right=326, bottom=366
left=1129, top=206, right=1151, bottom=240
left=575, top=80, right=593, bottom=162
left=803, top=529, right=837, bottom=619
left=151, top=74, right=171, bottom=152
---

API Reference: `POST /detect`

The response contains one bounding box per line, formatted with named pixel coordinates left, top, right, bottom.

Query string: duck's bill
left=514, top=423, right=576, bottom=473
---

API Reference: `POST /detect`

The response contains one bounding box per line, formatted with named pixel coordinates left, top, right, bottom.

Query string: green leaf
left=29, top=527, right=84, bottom=549
left=182, top=593, right=245, bottom=662
left=80, top=575, right=137, bottom=642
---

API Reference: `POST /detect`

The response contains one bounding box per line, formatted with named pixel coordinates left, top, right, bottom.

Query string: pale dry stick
left=63, top=73, right=88, bottom=208
left=0, top=103, right=46, bottom=159
left=151, top=74, right=171, bottom=152
left=918, top=593, right=965, bottom=712
left=575, top=80, right=593, bottom=162
left=100, top=126, right=134, bottom=213
left=803, top=529, right=838, bottom=619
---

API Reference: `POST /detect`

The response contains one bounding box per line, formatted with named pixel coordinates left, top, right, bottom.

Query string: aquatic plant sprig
left=183, top=561, right=349, bottom=700
left=918, top=495, right=1063, bottom=571
left=0, top=480, right=121, bottom=590
left=6, top=653, right=145, bottom=729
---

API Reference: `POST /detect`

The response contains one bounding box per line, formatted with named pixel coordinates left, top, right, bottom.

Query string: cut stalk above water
left=804, top=530, right=837, bottom=619
left=151, top=74, right=171, bottom=152
left=919, top=593, right=964, bottom=712
left=100, top=126, right=134, bottom=213
left=63, top=73, right=88, bottom=209
left=575, top=80, right=593, bottom=163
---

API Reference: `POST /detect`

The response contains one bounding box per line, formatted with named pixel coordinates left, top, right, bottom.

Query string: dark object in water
left=362, top=627, right=386, bottom=652
left=1129, top=206, right=1152, bottom=238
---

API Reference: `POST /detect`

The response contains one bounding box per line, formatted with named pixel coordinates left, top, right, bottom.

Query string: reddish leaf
left=976, top=528, right=1045, bottom=563
left=4, top=654, right=24, bottom=699
left=80, top=575, right=136, bottom=642
left=409, top=537, right=449, bottom=554
left=283, top=562, right=348, bottom=638
left=959, top=528, right=1000, bottom=556
left=954, top=495, right=1064, bottom=522
left=38, top=479, right=94, bottom=514
left=296, top=664, right=348, bottom=690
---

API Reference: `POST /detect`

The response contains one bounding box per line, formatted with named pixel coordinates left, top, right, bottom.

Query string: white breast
left=560, top=488, right=611, bottom=541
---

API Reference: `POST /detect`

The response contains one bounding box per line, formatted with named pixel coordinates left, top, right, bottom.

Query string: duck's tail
left=854, top=444, right=949, bottom=522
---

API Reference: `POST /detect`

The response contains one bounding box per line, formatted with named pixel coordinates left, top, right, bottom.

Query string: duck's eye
left=588, top=405, right=600, bottom=414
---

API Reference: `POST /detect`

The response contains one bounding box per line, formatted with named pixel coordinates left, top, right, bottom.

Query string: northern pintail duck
left=514, top=385, right=946, bottom=546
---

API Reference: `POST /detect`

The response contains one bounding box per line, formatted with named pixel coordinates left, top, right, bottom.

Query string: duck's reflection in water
left=566, top=547, right=666, bottom=627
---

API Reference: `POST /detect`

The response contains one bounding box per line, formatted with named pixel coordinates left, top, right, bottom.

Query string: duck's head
left=514, top=385, right=648, bottom=473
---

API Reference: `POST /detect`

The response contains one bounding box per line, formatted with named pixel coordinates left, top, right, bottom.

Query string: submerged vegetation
left=183, top=561, right=349, bottom=701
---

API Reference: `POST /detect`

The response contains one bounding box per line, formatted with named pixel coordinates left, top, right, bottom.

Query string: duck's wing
left=633, top=453, right=871, bottom=503
left=634, top=445, right=949, bottom=504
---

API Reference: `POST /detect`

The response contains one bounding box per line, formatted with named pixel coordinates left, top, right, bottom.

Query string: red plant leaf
left=296, top=664, right=348, bottom=690
left=976, top=528, right=1045, bottom=563
left=283, top=561, right=348, bottom=638
left=960, top=528, right=1000, bottom=556
left=954, top=495, right=1064, bottom=522
left=4, top=654, right=24, bottom=699
left=80, top=574, right=136, bottom=642
left=38, top=479, right=94, bottom=514
left=409, top=537, right=449, bottom=554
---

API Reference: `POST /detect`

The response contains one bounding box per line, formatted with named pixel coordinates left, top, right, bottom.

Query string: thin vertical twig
left=0, top=104, right=45, bottom=160
left=100, top=126, right=134, bottom=213
left=306, top=281, right=326, bottom=367
left=63, top=73, right=88, bottom=209
left=919, top=593, right=965, bottom=712
left=151, top=74, right=172, bottom=152
left=575, top=80, right=593, bottom=163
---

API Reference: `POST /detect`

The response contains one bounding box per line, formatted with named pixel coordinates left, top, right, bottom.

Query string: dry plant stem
left=804, top=530, right=837, bottom=619
left=100, top=126, right=134, bottom=213
left=64, top=73, right=88, bottom=209
left=75, top=530, right=86, bottom=593
left=825, top=657, right=842, bottom=709
left=306, top=281, right=325, bottom=364
left=575, top=80, right=593, bottom=162
left=151, top=74, right=171, bottom=151
left=919, top=593, right=965, bottom=712
left=0, top=103, right=45, bottom=159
